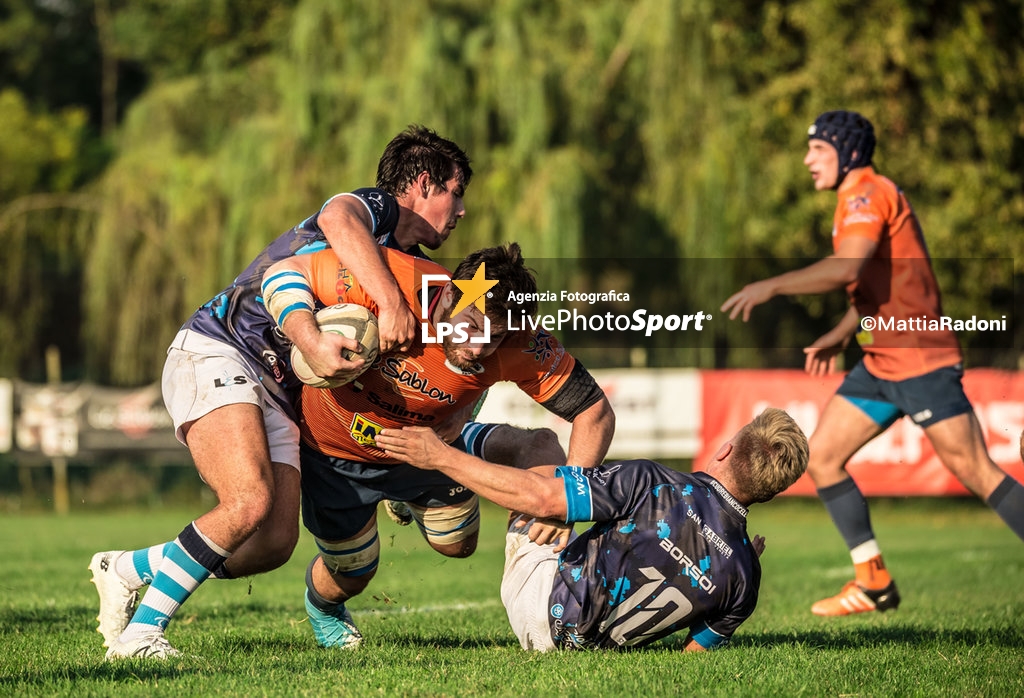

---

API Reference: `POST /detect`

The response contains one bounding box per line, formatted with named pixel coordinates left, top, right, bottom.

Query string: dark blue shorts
left=837, top=360, right=972, bottom=429
left=300, top=422, right=499, bottom=540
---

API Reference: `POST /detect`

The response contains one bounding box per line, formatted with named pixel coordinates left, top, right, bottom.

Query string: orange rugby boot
left=811, top=580, right=901, bottom=616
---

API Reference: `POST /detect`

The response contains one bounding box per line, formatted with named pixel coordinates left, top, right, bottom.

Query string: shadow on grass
left=0, top=660, right=194, bottom=688
left=729, top=624, right=1024, bottom=650
left=0, top=634, right=519, bottom=689
left=216, top=634, right=506, bottom=654
left=5, top=625, right=1023, bottom=690
left=366, top=632, right=520, bottom=650
left=0, top=605, right=94, bottom=635
left=0, top=598, right=305, bottom=629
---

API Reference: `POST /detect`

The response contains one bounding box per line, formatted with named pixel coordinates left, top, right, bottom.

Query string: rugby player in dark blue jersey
left=89, top=126, right=569, bottom=660
left=377, top=407, right=808, bottom=651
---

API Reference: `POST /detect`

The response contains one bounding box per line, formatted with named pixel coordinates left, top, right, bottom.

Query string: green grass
left=1, top=498, right=1022, bottom=697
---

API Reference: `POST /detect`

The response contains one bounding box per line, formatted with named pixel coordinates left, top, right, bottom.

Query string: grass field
left=1, top=498, right=1022, bottom=697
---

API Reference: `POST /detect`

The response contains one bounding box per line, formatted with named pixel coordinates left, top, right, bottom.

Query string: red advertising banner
left=696, top=369, right=1024, bottom=496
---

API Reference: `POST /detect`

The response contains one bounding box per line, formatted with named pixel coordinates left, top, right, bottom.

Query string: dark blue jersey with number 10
left=548, top=461, right=761, bottom=650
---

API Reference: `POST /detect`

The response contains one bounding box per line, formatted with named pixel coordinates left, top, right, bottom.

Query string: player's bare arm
left=262, top=256, right=368, bottom=382
left=721, top=237, right=878, bottom=322
left=528, top=381, right=613, bottom=550
left=376, top=427, right=569, bottom=520
left=803, top=306, right=860, bottom=376
left=564, top=395, right=615, bottom=468
left=318, top=196, right=417, bottom=353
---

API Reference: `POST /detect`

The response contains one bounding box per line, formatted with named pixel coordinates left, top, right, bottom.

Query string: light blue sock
left=115, top=542, right=173, bottom=589
left=120, top=523, right=228, bottom=640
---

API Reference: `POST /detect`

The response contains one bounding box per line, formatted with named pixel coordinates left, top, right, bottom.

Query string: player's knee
left=317, top=527, right=380, bottom=596
left=430, top=534, right=478, bottom=558
left=805, top=450, right=845, bottom=486
left=218, top=485, right=275, bottom=536
left=260, top=526, right=300, bottom=570
left=410, top=497, right=480, bottom=557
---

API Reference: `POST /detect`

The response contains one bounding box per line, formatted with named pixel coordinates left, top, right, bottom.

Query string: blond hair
left=731, top=407, right=809, bottom=503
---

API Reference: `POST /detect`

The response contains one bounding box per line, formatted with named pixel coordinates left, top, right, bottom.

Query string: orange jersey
left=833, top=167, right=961, bottom=380
left=298, top=248, right=576, bottom=461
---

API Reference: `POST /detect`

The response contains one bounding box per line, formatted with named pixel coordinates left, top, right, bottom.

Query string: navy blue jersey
left=547, top=461, right=760, bottom=650
left=183, top=188, right=415, bottom=419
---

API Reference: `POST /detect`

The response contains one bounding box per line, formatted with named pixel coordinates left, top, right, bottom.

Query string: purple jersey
left=183, top=188, right=414, bottom=419
left=547, top=461, right=760, bottom=650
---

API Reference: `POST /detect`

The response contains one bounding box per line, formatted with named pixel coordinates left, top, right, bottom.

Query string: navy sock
left=305, top=556, right=342, bottom=611
left=986, top=475, right=1024, bottom=543
left=818, top=478, right=875, bottom=550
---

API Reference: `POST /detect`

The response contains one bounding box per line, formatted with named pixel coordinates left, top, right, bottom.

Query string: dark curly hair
left=376, top=125, right=472, bottom=196
left=450, top=243, right=539, bottom=322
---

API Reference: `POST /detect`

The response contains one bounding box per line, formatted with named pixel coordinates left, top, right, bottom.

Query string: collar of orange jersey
left=425, top=283, right=445, bottom=323
left=837, top=165, right=876, bottom=193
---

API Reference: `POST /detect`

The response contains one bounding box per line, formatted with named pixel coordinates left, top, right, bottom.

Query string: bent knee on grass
left=429, top=537, right=478, bottom=558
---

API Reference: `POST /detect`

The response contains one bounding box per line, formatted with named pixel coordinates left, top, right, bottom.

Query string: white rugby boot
left=105, top=631, right=181, bottom=660
left=89, top=551, right=139, bottom=648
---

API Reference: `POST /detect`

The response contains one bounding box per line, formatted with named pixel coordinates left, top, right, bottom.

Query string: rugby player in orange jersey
left=262, top=242, right=615, bottom=648
left=721, top=110, right=1024, bottom=616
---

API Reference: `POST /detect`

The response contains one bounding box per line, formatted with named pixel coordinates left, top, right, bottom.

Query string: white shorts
left=499, top=517, right=567, bottom=652
left=161, top=329, right=301, bottom=469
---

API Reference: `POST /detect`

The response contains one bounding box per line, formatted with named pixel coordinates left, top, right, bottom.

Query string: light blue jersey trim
left=556, top=466, right=592, bottom=523
left=294, top=240, right=328, bottom=255
left=690, top=622, right=728, bottom=649
left=275, top=302, right=311, bottom=327
left=460, top=421, right=498, bottom=457
left=261, top=270, right=307, bottom=288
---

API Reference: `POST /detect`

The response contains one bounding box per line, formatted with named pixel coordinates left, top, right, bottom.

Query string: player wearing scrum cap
left=721, top=110, right=1024, bottom=616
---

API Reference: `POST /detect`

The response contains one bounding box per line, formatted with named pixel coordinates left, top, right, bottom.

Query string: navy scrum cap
left=807, top=110, right=876, bottom=185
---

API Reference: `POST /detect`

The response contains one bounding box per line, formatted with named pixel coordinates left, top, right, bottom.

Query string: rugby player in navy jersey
left=89, top=126, right=566, bottom=660
left=377, top=407, right=808, bottom=651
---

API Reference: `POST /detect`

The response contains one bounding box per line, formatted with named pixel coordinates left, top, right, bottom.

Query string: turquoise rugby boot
left=305, top=590, right=363, bottom=649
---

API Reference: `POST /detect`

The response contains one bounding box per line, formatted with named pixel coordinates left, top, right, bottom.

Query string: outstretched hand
left=752, top=534, right=766, bottom=558
left=803, top=345, right=844, bottom=376
left=803, top=325, right=852, bottom=376
left=720, top=280, right=775, bottom=322
left=376, top=427, right=450, bottom=470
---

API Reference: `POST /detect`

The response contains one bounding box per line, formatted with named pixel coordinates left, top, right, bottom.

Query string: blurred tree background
left=1, top=0, right=1021, bottom=386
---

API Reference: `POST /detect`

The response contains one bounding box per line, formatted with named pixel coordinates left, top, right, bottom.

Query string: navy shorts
left=837, top=360, right=972, bottom=429
left=300, top=422, right=499, bottom=540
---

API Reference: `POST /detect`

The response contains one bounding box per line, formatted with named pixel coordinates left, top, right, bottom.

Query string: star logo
left=419, top=265, right=495, bottom=346
left=450, top=263, right=498, bottom=317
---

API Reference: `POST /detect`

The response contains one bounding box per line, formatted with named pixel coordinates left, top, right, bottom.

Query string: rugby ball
left=290, top=303, right=380, bottom=388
